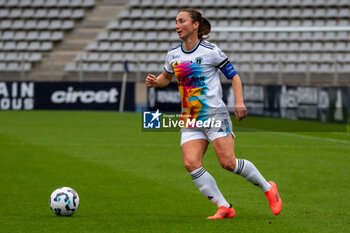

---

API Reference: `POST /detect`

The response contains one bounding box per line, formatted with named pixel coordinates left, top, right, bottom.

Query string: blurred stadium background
left=1, top=0, right=350, bottom=82
left=0, top=1, right=349, bottom=232
left=1, top=0, right=350, bottom=81
left=0, top=0, right=349, bottom=111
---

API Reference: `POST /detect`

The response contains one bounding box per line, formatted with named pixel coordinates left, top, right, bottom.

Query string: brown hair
left=180, top=8, right=211, bottom=40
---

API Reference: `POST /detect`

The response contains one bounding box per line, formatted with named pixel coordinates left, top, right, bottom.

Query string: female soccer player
left=145, top=8, right=282, bottom=219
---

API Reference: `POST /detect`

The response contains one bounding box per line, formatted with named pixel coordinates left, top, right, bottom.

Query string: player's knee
left=184, top=160, right=201, bottom=172
left=220, top=159, right=236, bottom=172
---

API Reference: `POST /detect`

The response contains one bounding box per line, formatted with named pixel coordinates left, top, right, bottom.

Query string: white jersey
left=164, top=40, right=237, bottom=122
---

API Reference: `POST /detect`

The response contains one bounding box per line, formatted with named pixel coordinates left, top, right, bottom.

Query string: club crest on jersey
left=195, top=57, right=203, bottom=66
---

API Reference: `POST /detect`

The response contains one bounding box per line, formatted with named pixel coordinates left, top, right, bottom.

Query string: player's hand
left=145, top=73, right=158, bottom=87
left=234, top=103, right=247, bottom=121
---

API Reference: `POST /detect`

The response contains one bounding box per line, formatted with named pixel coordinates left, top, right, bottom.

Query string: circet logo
left=51, top=86, right=119, bottom=104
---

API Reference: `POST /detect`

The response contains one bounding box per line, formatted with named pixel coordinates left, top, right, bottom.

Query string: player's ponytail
left=180, top=8, right=211, bottom=40
left=198, top=16, right=211, bottom=40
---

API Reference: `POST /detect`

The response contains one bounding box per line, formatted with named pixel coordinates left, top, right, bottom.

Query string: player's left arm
left=218, top=57, right=247, bottom=121
left=231, top=74, right=247, bottom=121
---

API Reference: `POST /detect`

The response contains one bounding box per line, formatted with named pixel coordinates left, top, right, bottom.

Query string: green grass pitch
left=0, top=111, right=349, bottom=233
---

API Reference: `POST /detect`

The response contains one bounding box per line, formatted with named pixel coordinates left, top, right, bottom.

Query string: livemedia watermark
left=141, top=107, right=348, bottom=132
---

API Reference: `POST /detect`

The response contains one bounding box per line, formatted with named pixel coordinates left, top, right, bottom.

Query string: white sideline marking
left=270, top=132, right=350, bottom=145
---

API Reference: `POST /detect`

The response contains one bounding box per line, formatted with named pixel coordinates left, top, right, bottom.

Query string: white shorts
left=180, top=117, right=235, bottom=145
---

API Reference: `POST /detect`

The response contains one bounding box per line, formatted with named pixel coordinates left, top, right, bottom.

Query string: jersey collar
left=181, top=40, right=201, bottom=54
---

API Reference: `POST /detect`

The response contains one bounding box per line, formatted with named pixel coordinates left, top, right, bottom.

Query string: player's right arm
left=145, top=70, right=173, bottom=88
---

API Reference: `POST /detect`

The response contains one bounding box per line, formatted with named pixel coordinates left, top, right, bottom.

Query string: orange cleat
left=207, top=205, right=235, bottom=219
left=264, top=181, right=282, bottom=215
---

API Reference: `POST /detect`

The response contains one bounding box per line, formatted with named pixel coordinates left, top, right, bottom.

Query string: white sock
left=233, top=159, right=272, bottom=192
left=190, top=167, right=230, bottom=208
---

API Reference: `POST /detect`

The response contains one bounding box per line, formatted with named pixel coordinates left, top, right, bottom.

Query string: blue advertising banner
left=147, top=83, right=349, bottom=124
left=0, top=81, right=135, bottom=111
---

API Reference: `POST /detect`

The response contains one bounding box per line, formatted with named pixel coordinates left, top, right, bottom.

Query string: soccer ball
left=49, top=187, right=80, bottom=216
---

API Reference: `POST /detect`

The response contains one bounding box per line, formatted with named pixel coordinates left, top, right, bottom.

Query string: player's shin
left=233, top=159, right=271, bottom=192
left=190, top=167, right=230, bottom=208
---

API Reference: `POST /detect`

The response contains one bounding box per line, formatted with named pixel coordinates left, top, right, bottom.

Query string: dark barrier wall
left=0, top=82, right=135, bottom=111
left=148, top=82, right=181, bottom=112
left=148, top=83, right=349, bottom=123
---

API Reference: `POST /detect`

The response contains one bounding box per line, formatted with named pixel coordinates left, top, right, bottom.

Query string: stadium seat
left=99, top=53, right=111, bottom=61
left=6, top=62, right=31, bottom=71
left=72, top=9, right=84, bottom=19
left=120, top=20, right=132, bottom=29
left=38, top=31, right=50, bottom=41
left=62, top=20, right=74, bottom=29
left=0, top=62, right=5, bottom=70
left=5, top=53, right=17, bottom=61
left=97, top=42, right=110, bottom=51
left=35, top=9, right=47, bottom=18
left=134, top=31, right=145, bottom=41
left=6, top=0, right=19, bottom=7
left=121, top=31, right=133, bottom=41
left=88, top=53, right=100, bottom=62
left=57, top=0, right=70, bottom=7
left=19, top=0, right=31, bottom=7
left=1, top=31, right=13, bottom=40
left=109, top=31, right=121, bottom=40
left=97, top=31, right=109, bottom=41
left=118, top=9, right=130, bottom=19
left=70, top=0, right=83, bottom=8
left=111, top=63, right=123, bottom=72
left=143, top=20, right=156, bottom=30
left=49, top=20, right=62, bottom=30
left=12, top=20, right=25, bottom=29
left=0, top=8, right=9, bottom=18
left=64, top=63, right=76, bottom=72
left=59, top=9, right=72, bottom=18
left=6, top=62, right=20, bottom=71
left=26, top=31, right=38, bottom=40
left=88, top=62, right=100, bottom=71
left=338, top=19, right=348, bottom=26
left=129, top=9, right=142, bottom=19
left=106, top=21, right=118, bottom=29
left=133, top=20, right=145, bottom=29
left=16, top=42, right=28, bottom=51
left=23, top=20, right=36, bottom=29
left=37, top=20, right=49, bottom=29
left=155, top=9, right=167, bottom=18
left=47, top=9, right=60, bottom=18
left=83, top=0, right=95, bottom=8
left=9, top=9, right=21, bottom=18
left=143, top=9, right=155, bottom=18
left=22, top=9, right=34, bottom=18
left=111, top=42, right=122, bottom=51
left=3, top=42, right=16, bottom=51
left=51, top=31, right=63, bottom=41
left=133, top=42, right=146, bottom=51
left=163, top=0, right=177, bottom=8
left=29, top=53, right=42, bottom=62
left=110, top=53, right=123, bottom=62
